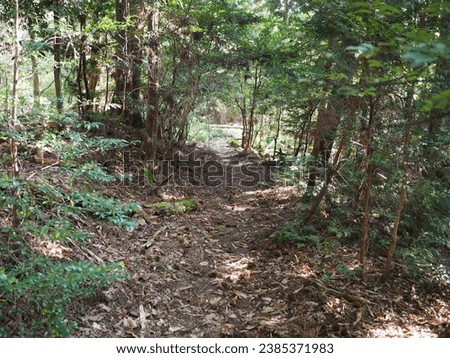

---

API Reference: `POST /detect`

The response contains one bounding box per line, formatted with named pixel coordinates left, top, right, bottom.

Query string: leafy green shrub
left=0, top=206, right=128, bottom=336
left=0, top=110, right=143, bottom=337
left=187, top=119, right=227, bottom=143
left=37, top=130, right=131, bottom=161
left=68, top=191, right=141, bottom=230
left=0, top=258, right=126, bottom=337
left=69, top=161, right=117, bottom=184
left=277, top=221, right=321, bottom=249
left=227, top=137, right=241, bottom=148
left=336, top=264, right=360, bottom=281
left=0, top=175, right=128, bottom=336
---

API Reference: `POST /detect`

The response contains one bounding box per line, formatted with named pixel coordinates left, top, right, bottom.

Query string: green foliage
left=0, top=258, right=126, bottom=337
left=277, top=221, right=321, bottom=250
left=327, top=219, right=355, bottom=240
left=187, top=119, right=227, bottom=143
left=0, top=104, right=143, bottom=336
left=0, top=174, right=129, bottom=336
left=144, top=199, right=197, bottom=215
left=68, top=191, right=141, bottom=230
left=422, top=89, right=450, bottom=112
left=335, top=264, right=360, bottom=281
left=227, top=137, right=241, bottom=148
left=46, top=130, right=131, bottom=161
left=403, top=42, right=449, bottom=68
left=0, top=198, right=131, bottom=336
left=69, top=161, right=116, bottom=184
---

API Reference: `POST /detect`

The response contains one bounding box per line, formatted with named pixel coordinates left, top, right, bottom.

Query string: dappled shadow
left=66, top=140, right=449, bottom=338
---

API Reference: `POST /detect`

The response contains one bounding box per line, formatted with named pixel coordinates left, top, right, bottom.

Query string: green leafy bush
left=187, top=119, right=227, bottom=143
left=277, top=221, right=322, bottom=250
left=0, top=258, right=126, bottom=337
left=68, top=191, right=141, bottom=230
left=0, top=111, right=143, bottom=336
left=0, top=177, right=130, bottom=337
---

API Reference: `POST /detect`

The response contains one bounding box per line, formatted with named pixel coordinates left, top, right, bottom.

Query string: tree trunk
left=382, top=85, right=414, bottom=280
left=103, top=34, right=110, bottom=113
left=10, top=0, right=20, bottom=227
left=273, top=108, right=282, bottom=158
left=359, top=96, right=377, bottom=281
left=144, top=5, right=161, bottom=163
left=76, top=34, right=85, bottom=116
left=307, top=61, right=334, bottom=190
left=53, top=0, right=63, bottom=113
left=359, top=162, right=373, bottom=281
left=294, top=102, right=315, bottom=157
left=235, top=81, right=248, bottom=149
left=128, top=0, right=145, bottom=127
left=77, top=13, right=93, bottom=117
left=242, top=66, right=262, bottom=153
left=30, top=31, right=40, bottom=107
left=113, top=0, right=144, bottom=126
left=113, top=0, right=127, bottom=116
left=283, top=0, right=290, bottom=22
left=303, top=97, right=356, bottom=223
left=87, top=43, right=100, bottom=112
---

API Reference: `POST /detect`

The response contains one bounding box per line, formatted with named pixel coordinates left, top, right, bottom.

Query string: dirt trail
left=202, top=124, right=243, bottom=156
left=69, top=134, right=448, bottom=338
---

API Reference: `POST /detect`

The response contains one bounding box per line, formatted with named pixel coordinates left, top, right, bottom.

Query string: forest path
left=69, top=132, right=447, bottom=338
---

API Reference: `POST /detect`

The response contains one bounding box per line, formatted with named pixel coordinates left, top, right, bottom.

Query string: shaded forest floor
left=66, top=129, right=448, bottom=338
left=2, top=127, right=448, bottom=337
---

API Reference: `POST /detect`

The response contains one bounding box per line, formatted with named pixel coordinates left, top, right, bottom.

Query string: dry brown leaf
left=123, top=317, right=138, bottom=329
left=234, top=291, right=248, bottom=299
left=261, top=306, right=276, bottom=314
left=92, top=323, right=103, bottom=331
left=169, top=326, right=184, bottom=333
left=354, top=310, right=363, bottom=326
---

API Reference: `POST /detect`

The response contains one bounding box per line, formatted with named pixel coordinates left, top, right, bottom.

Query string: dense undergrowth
left=275, top=156, right=450, bottom=286
left=1, top=110, right=448, bottom=337
left=0, top=113, right=141, bottom=337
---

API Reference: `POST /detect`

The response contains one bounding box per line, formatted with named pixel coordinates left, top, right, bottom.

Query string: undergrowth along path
left=69, top=137, right=448, bottom=338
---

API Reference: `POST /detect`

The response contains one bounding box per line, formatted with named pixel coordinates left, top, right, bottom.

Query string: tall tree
left=52, top=0, right=63, bottom=113
left=112, top=0, right=145, bottom=126
left=144, top=2, right=161, bottom=163
left=9, top=0, right=20, bottom=227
